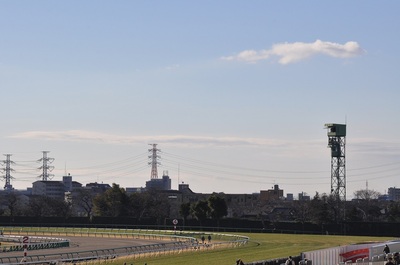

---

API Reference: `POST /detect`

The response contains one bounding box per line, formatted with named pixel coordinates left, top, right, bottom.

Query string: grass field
left=115, top=233, right=394, bottom=265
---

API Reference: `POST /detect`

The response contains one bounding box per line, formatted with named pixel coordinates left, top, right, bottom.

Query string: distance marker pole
left=22, top=236, right=29, bottom=262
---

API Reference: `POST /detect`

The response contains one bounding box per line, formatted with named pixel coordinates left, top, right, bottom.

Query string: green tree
left=93, top=183, right=129, bottom=217
left=207, top=195, right=227, bottom=225
left=145, top=190, right=171, bottom=224
left=387, top=201, right=400, bottom=222
left=191, top=200, right=209, bottom=226
left=128, top=192, right=147, bottom=219
left=179, top=202, right=191, bottom=225
left=128, top=190, right=170, bottom=223
left=309, top=192, right=333, bottom=225
left=347, top=206, right=366, bottom=221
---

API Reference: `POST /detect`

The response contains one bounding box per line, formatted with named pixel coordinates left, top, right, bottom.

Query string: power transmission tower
left=38, top=151, right=55, bottom=181
left=1, top=154, right=15, bottom=190
left=148, top=144, right=161, bottom=179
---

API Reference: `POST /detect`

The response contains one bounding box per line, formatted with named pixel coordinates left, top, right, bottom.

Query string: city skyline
left=1, top=1, right=400, bottom=198
left=1, top=139, right=397, bottom=200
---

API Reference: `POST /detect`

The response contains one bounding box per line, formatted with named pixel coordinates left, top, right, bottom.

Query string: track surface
left=0, top=236, right=164, bottom=259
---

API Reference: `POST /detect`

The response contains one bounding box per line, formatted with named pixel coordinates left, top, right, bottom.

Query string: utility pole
left=38, top=151, right=54, bottom=181
left=1, top=154, right=15, bottom=190
left=148, top=144, right=161, bottom=179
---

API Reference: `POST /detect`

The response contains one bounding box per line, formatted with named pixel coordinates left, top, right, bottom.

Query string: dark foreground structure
left=1, top=216, right=400, bottom=237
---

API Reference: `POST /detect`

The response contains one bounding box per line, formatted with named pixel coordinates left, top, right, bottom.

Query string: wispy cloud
left=165, top=64, right=180, bottom=71
left=9, top=130, right=400, bottom=157
left=221, top=40, right=365, bottom=64
left=349, top=138, right=400, bottom=156
left=10, top=130, right=278, bottom=146
left=9, top=130, right=298, bottom=148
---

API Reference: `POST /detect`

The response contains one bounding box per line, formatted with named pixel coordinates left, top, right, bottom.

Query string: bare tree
left=0, top=192, right=26, bottom=219
left=352, top=189, right=382, bottom=221
left=353, top=189, right=381, bottom=200
left=73, top=188, right=95, bottom=218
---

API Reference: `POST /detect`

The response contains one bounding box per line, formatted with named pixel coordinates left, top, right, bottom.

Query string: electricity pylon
left=148, top=144, right=161, bottom=179
left=38, top=151, right=55, bottom=181
left=1, top=154, right=15, bottom=190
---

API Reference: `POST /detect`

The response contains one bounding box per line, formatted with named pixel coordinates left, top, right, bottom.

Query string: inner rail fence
left=0, top=227, right=249, bottom=265
left=1, top=235, right=69, bottom=253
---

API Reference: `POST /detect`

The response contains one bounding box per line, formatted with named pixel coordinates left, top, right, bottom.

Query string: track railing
left=0, top=227, right=249, bottom=265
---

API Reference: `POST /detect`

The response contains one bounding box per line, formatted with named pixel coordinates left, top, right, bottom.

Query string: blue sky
left=1, top=1, right=400, bottom=199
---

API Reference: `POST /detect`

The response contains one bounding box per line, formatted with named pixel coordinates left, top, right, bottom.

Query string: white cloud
left=221, top=40, right=365, bottom=64
left=222, top=50, right=270, bottom=63
left=165, top=64, right=180, bottom=70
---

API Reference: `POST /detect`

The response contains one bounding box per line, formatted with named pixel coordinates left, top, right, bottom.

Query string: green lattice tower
left=325, top=123, right=346, bottom=202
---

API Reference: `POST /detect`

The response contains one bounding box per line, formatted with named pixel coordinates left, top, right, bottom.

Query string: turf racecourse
left=114, top=233, right=394, bottom=265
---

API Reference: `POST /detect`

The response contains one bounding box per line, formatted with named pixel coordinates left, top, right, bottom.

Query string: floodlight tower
left=325, top=123, right=347, bottom=202
left=38, top=151, right=55, bottom=181
left=148, top=144, right=161, bottom=179
left=1, top=154, right=15, bottom=191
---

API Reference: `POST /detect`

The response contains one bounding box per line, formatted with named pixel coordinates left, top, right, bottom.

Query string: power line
left=5, top=148, right=400, bottom=191
left=162, top=151, right=328, bottom=174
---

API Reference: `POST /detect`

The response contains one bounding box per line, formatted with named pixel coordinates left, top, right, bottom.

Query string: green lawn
left=115, top=233, right=393, bottom=265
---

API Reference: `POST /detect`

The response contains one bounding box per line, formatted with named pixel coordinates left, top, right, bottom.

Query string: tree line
left=0, top=184, right=228, bottom=224
left=1, top=185, right=400, bottom=226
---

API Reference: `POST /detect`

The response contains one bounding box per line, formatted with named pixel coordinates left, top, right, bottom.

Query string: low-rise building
left=260, top=185, right=284, bottom=201
left=146, top=171, right=171, bottom=190
left=32, top=174, right=82, bottom=199
left=388, top=187, right=400, bottom=201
